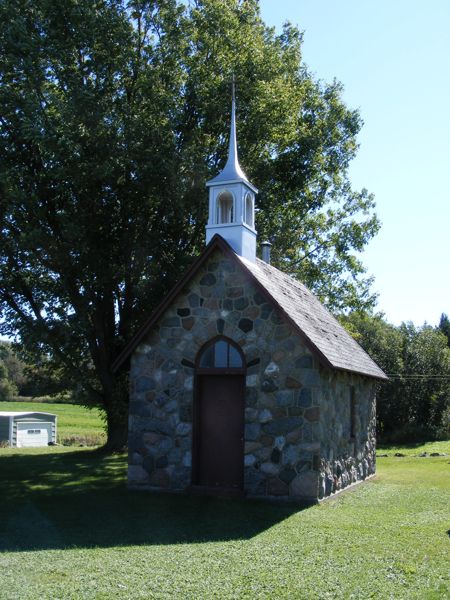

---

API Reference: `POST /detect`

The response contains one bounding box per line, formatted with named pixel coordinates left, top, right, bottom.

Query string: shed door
left=16, top=422, right=51, bottom=447
left=196, top=374, right=245, bottom=490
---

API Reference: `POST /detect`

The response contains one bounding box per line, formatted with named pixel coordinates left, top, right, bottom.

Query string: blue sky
left=259, top=0, right=450, bottom=326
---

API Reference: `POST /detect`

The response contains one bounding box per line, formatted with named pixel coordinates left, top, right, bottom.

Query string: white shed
left=0, top=412, right=57, bottom=447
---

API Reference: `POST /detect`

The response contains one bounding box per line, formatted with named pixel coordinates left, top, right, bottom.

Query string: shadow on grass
left=0, top=449, right=302, bottom=552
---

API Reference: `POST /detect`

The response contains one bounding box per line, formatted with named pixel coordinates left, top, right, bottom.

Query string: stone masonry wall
left=318, top=372, right=376, bottom=499
left=128, top=248, right=376, bottom=500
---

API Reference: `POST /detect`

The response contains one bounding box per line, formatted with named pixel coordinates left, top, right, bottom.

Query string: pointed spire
left=206, top=76, right=255, bottom=189
left=224, top=75, right=241, bottom=176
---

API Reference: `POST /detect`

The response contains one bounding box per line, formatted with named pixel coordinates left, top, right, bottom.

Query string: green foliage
left=439, top=312, right=450, bottom=348
left=19, top=359, right=72, bottom=398
left=399, top=323, right=450, bottom=431
left=0, top=360, right=7, bottom=381
left=0, top=377, right=16, bottom=401
left=0, top=344, right=18, bottom=400
left=341, top=313, right=450, bottom=441
left=0, top=446, right=448, bottom=598
left=0, top=341, right=26, bottom=390
left=0, top=364, right=17, bottom=400
left=0, top=0, right=380, bottom=446
left=0, top=341, right=70, bottom=398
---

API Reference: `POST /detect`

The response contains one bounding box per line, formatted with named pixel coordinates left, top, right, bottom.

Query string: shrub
left=379, top=423, right=449, bottom=446
left=436, top=406, right=450, bottom=440
left=0, top=377, right=17, bottom=401
left=58, top=433, right=106, bottom=447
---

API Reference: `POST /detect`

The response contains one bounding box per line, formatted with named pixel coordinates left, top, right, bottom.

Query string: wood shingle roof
left=238, top=254, right=387, bottom=380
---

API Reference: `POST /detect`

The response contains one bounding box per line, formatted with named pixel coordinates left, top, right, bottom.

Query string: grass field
left=0, top=440, right=448, bottom=599
left=0, top=400, right=106, bottom=446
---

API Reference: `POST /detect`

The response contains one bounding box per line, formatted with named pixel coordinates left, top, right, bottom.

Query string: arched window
left=216, top=191, right=234, bottom=224
left=197, top=337, right=245, bottom=371
left=244, top=193, right=254, bottom=228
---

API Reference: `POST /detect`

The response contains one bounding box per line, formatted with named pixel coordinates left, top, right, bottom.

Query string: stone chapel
left=113, top=90, right=387, bottom=502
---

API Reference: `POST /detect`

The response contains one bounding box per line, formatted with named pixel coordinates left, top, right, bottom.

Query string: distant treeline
left=1, top=313, right=449, bottom=443
left=0, top=341, right=71, bottom=402
left=340, top=313, right=450, bottom=443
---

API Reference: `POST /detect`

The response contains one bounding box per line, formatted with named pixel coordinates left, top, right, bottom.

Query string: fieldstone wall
left=128, top=248, right=376, bottom=501
left=318, top=373, right=376, bottom=499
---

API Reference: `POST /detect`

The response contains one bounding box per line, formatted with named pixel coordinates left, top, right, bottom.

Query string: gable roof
left=237, top=255, right=387, bottom=379
left=112, top=235, right=387, bottom=380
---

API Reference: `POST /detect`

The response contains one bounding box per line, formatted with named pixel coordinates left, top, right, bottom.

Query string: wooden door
left=196, top=374, right=245, bottom=490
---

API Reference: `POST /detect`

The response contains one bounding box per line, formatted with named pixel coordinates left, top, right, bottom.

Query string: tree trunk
left=103, top=372, right=129, bottom=452
left=105, top=413, right=128, bottom=451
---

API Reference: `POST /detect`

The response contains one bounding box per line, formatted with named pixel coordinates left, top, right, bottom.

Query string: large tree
left=0, top=0, right=380, bottom=448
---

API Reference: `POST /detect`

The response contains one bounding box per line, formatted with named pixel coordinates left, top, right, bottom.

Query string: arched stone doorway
left=193, top=337, right=246, bottom=492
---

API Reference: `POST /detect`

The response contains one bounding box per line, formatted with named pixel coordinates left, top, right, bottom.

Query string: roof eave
left=205, top=178, right=259, bottom=194
left=332, top=365, right=389, bottom=382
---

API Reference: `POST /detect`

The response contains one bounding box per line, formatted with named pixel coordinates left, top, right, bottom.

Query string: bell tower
left=205, top=80, right=258, bottom=262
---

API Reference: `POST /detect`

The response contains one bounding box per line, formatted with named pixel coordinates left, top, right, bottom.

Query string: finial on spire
left=205, top=75, right=257, bottom=193
left=228, top=74, right=238, bottom=171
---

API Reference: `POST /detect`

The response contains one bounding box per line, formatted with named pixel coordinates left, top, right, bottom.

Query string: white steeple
left=206, top=78, right=258, bottom=262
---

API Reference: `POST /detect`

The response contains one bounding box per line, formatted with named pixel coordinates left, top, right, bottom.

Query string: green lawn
left=0, top=400, right=106, bottom=446
left=0, top=443, right=448, bottom=599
